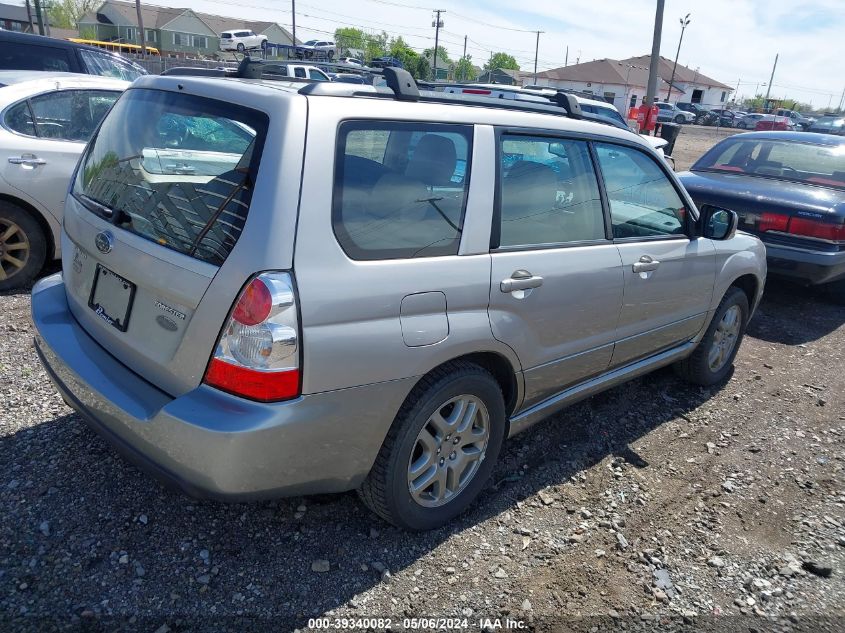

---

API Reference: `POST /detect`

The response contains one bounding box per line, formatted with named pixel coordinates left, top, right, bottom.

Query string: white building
left=528, top=55, right=733, bottom=113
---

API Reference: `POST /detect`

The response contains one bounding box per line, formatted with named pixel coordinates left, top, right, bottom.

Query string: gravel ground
left=2, top=130, right=844, bottom=632
left=670, top=124, right=742, bottom=172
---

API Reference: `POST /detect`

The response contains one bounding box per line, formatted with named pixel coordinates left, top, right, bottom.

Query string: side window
left=497, top=135, right=605, bottom=247
left=594, top=143, right=686, bottom=239
left=333, top=122, right=472, bottom=260
left=0, top=42, right=71, bottom=72
left=294, top=67, right=306, bottom=78
left=28, top=90, right=120, bottom=142
left=308, top=69, right=326, bottom=81
left=4, top=101, right=36, bottom=136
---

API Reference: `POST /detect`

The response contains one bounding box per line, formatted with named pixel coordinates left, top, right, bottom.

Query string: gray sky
left=60, top=0, right=845, bottom=108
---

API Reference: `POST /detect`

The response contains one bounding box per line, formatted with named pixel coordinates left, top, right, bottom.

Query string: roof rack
left=163, top=59, right=586, bottom=122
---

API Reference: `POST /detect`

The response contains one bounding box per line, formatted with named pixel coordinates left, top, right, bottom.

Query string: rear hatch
left=61, top=83, right=275, bottom=397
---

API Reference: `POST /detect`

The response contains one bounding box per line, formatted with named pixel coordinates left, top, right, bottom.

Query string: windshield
left=74, top=88, right=268, bottom=265
left=692, top=138, right=845, bottom=189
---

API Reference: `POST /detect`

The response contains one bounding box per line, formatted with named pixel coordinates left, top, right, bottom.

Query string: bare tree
left=46, top=0, right=99, bottom=29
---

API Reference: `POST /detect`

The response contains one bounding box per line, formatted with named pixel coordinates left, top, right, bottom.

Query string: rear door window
left=497, top=135, right=606, bottom=247
left=73, top=88, right=268, bottom=266
left=333, top=121, right=472, bottom=260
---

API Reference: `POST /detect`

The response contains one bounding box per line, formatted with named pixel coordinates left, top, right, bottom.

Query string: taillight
left=203, top=272, right=300, bottom=402
left=787, top=216, right=845, bottom=242
left=759, top=212, right=789, bottom=232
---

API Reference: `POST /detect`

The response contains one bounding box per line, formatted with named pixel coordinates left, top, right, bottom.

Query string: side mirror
left=700, top=204, right=739, bottom=240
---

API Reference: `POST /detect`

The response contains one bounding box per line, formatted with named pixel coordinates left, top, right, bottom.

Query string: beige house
left=530, top=55, right=733, bottom=111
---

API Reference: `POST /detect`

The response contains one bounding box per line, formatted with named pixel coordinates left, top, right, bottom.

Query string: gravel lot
left=2, top=129, right=844, bottom=632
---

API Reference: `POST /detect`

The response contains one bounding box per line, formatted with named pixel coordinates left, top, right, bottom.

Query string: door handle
left=632, top=255, right=660, bottom=273
left=9, top=155, right=46, bottom=167
left=500, top=269, right=544, bottom=293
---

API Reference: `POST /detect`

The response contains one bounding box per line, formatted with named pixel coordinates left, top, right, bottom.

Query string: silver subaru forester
left=31, top=66, right=766, bottom=530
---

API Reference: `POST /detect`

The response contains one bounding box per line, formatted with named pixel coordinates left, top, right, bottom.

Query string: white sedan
left=0, top=71, right=128, bottom=290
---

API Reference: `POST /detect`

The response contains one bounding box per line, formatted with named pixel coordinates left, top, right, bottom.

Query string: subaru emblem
left=95, top=231, right=113, bottom=254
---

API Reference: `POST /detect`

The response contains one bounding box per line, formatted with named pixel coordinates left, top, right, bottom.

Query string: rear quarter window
left=74, top=88, right=268, bottom=266
left=333, top=121, right=472, bottom=260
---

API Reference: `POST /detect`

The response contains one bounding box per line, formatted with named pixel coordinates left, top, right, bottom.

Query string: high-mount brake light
left=203, top=272, right=300, bottom=402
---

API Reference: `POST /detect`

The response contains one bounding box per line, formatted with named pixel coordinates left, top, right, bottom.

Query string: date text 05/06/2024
left=306, top=617, right=528, bottom=630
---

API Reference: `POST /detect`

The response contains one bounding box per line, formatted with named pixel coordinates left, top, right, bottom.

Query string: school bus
left=68, top=38, right=160, bottom=56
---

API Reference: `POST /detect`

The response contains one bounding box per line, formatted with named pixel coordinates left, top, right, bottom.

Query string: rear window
left=74, top=88, right=268, bottom=266
left=693, top=138, right=845, bottom=189
left=333, top=121, right=472, bottom=260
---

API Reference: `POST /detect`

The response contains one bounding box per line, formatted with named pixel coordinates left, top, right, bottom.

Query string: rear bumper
left=765, top=243, right=845, bottom=285
left=31, top=273, right=414, bottom=501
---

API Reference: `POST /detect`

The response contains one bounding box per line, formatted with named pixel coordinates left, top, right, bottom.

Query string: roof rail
left=161, top=67, right=229, bottom=77
left=162, top=58, right=589, bottom=124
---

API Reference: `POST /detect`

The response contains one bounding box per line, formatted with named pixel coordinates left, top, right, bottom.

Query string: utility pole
left=32, top=0, right=44, bottom=35
left=667, top=13, right=690, bottom=102
left=564, top=45, right=568, bottom=67
left=462, top=35, right=467, bottom=59
left=645, top=0, right=665, bottom=106
left=291, top=0, right=296, bottom=53
left=432, top=9, right=444, bottom=80
left=533, top=31, right=542, bottom=82
left=763, top=53, right=778, bottom=111
left=24, top=0, right=34, bottom=33
left=837, top=85, right=844, bottom=113
left=135, top=0, right=147, bottom=56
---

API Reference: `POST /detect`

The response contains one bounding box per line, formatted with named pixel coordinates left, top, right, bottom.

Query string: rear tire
left=0, top=202, right=47, bottom=292
left=358, top=361, right=506, bottom=530
left=675, top=287, right=749, bottom=386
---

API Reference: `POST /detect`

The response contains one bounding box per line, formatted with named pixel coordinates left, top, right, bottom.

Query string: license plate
left=88, top=264, right=136, bottom=332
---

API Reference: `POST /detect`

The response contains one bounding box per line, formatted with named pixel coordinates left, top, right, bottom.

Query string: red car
left=755, top=115, right=794, bottom=131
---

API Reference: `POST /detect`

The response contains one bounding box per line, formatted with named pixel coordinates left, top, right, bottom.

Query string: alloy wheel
left=0, top=219, right=30, bottom=282
left=407, top=394, right=490, bottom=508
left=708, top=305, right=741, bottom=372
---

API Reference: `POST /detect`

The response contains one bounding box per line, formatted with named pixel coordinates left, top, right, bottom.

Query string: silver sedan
left=0, top=71, right=128, bottom=289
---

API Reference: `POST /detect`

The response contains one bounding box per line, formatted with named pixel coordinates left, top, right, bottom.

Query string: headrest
left=405, top=135, right=457, bottom=186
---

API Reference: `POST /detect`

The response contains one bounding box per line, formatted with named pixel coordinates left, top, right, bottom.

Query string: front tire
left=0, top=202, right=47, bottom=291
left=675, top=287, right=749, bottom=386
left=674, top=114, right=685, bottom=124
left=358, top=362, right=506, bottom=530
left=236, top=42, right=245, bottom=53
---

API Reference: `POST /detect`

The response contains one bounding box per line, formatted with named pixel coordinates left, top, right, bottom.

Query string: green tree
left=423, top=46, right=451, bottom=65
left=334, top=27, right=367, bottom=52
left=484, top=52, right=520, bottom=71
left=410, top=56, right=431, bottom=81
left=364, top=30, right=389, bottom=62
left=45, top=0, right=98, bottom=29
left=454, top=55, right=475, bottom=82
